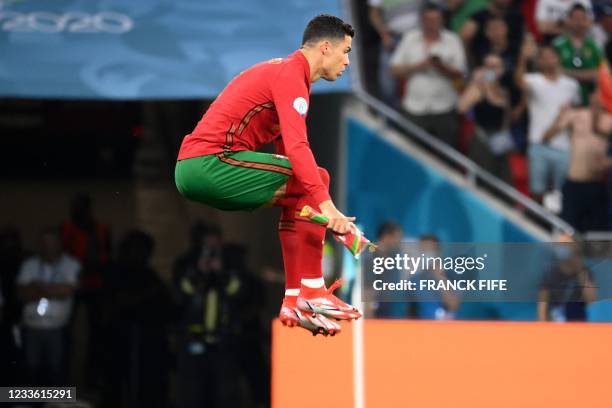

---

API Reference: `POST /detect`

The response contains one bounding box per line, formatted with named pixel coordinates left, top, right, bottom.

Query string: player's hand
left=319, top=200, right=356, bottom=235
left=327, top=214, right=356, bottom=235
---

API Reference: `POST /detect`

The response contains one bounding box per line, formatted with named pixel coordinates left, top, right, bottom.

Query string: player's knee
left=318, top=167, right=330, bottom=188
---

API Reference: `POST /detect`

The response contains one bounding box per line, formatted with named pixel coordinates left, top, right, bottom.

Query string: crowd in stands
left=364, top=0, right=612, bottom=232
left=0, top=193, right=275, bottom=408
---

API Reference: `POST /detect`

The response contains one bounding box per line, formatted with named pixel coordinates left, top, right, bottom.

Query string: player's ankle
left=300, top=277, right=324, bottom=288
left=283, top=289, right=299, bottom=306
left=300, top=277, right=325, bottom=296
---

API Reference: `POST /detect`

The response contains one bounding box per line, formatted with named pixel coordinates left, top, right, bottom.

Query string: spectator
left=61, top=193, right=111, bottom=290
left=391, top=3, right=466, bottom=147
left=0, top=227, right=26, bottom=385
left=61, top=192, right=110, bottom=386
left=101, top=230, right=173, bottom=408
left=539, top=235, right=597, bottom=321
left=173, top=223, right=224, bottom=336
left=371, top=221, right=407, bottom=319
left=460, top=0, right=524, bottom=67
left=479, top=17, right=514, bottom=67
left=368, top=0, right=426, bottom=107
left=478, top=17, right=531, bottom=154
left=172, top=224, right=244, bottom=408
left=376, top=221, right=403, bottom=254
left=410, top=235, right=460, bottom=319
left=458, top=54, right=515, bottom=183
left=536, top=0, right=594, bottom=43
left=16, top=227, right=80, bottom=386
left=552, top=3, right=604, bottom=105
left=222, top=243, right=269, bottom=408
left=449, top=0, right=489, bottom=33
left=592, top=4, right=612, bottom=50
left=546, top=95, right=612, bottom=231
left=515, top=40, right=581, bottom=204
left=444, top=0, right=468, bottom=31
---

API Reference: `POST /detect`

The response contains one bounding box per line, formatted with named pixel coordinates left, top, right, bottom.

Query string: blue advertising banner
left=0, top=0, right=349, bottom=99
left=345, top=118, right=538, bottom=243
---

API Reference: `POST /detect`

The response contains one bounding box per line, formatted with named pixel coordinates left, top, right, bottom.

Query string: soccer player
left=175, top=14, right=361, bottom=336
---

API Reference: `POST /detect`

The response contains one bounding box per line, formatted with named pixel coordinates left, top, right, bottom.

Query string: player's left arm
left=270, top=68, right=330, bottom=205
left=271, top=68, right=356, bottom=233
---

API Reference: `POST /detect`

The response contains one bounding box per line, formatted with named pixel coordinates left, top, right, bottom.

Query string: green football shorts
left=175, top=151, right=293, bottom=211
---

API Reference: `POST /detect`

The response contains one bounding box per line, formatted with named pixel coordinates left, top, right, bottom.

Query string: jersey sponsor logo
left=293, top=97, right=308, bottom=116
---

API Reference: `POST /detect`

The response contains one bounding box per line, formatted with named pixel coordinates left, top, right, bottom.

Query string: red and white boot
left=297, top=279, right=362, bottom=321
left=279, top=296, right=341, bottom=336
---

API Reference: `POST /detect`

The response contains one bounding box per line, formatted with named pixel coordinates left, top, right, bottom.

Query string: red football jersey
left=177, top=50, right=330, bottom=204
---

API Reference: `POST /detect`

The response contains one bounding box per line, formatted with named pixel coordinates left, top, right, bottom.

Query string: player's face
left=322, top=35, right=352, bottom=81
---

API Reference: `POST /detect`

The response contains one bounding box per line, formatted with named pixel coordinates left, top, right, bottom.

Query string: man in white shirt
left=391, top=3, right=466, bottom=147
left=515, top=40, right=581, bottom=203
left=536, top=0, right=594, bottom=41
left=17, top=227, right=80, bottom=386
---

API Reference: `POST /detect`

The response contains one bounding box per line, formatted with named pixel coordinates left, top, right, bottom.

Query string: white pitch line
left=352, top=257, right=365, bottom=408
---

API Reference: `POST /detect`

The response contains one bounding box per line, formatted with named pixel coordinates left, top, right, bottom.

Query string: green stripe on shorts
left=175, top=151, right=292, bottom=211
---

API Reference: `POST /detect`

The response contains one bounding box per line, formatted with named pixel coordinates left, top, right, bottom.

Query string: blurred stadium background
left=1, top=0, right=612, bottom=407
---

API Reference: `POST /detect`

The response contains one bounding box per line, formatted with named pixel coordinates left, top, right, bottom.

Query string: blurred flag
left=598, top=62, right=612, bottom=113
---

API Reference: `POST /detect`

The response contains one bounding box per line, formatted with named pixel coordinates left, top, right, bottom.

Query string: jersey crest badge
left=293, top=97, right=308, bottom=116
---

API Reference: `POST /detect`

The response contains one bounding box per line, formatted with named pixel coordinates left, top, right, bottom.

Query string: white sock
left=285, top=288, right=299, bottom=297
left=301, top=277, right=324, bottom=288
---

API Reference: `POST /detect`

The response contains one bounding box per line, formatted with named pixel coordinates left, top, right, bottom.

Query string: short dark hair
left=419, top=234, right=440, bottom=243
left=485, top=15, right=507, bottom=27
left=40, top=226, right=61, bottom=240
left=302, top=14, right=354, bottom=46
left=538, top=44, right=558, bottom=57
left=421, top=2, right=443, bottom=15
left=567, top=3, right=588, bottom=17
left=377, top=222, right=402, bottom=240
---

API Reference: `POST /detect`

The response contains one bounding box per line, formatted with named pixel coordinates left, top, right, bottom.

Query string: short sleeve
left=524, top=73, right=538, bottom=92
left=390, top=32, right=413, bottom=67
left=448, top=33, right=467, bottom=73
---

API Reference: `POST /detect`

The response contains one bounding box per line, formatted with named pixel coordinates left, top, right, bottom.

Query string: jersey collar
left=291, top=49, right=311, bottom=90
